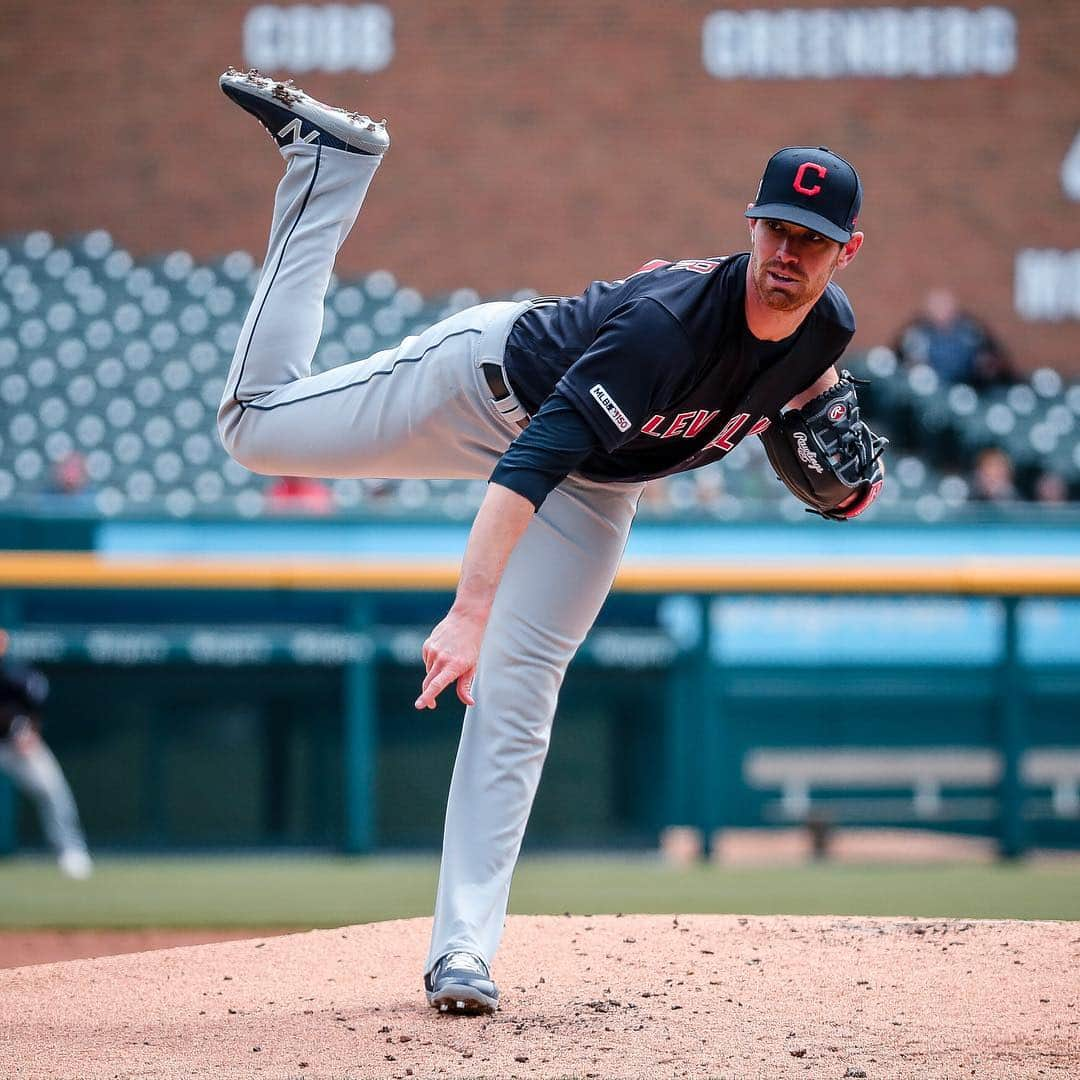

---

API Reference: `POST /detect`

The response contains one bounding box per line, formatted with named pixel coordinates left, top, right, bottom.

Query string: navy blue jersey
left=502, top=253, right=855, bottom=484
left=0, top=658, right=48, bottom=737
left=0, top=659, right=48, bottom=713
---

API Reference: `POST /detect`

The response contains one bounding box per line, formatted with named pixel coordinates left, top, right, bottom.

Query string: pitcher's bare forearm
left=452, top=483, right=535, bottom=624
left=786, top=365, right=838, bottom=410
left=415, top=483, right=535, bottom=709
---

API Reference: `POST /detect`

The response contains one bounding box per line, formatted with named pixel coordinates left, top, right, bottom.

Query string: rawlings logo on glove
left=761, top=371, right=888, bottom=521
left=792, top=431, right=824, bottom=474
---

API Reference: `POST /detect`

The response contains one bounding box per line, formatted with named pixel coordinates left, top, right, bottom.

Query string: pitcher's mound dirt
left=0, top=929, right=291, bottom=969
left=0, top=914, right=1076, bottom=1080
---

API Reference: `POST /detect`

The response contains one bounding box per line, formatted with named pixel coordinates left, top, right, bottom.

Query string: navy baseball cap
left=745, top=146, right=862, bottom=243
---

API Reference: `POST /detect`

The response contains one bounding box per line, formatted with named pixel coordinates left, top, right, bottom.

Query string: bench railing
left=744, top=746, right=1080, bottom=823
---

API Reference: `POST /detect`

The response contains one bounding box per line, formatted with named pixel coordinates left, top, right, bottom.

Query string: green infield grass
left=0, top=854, right=1077, bottom=928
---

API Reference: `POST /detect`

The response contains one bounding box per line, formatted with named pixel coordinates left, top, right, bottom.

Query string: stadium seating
left=853, top=346, right=1078, bottom=505
left=1, top=230, right=1076, bottom=522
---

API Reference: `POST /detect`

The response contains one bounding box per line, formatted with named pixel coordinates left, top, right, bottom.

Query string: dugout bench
left=743, top=747, right=1080, bottom=851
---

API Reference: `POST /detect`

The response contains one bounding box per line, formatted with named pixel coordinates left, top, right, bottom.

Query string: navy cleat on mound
left=424, top=952, right=499, bottom=1015
left=219, top=67, right=389, bottom=155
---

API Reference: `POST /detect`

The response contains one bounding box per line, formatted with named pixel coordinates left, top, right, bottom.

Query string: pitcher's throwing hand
left=416, top=610, right=482, bottom=709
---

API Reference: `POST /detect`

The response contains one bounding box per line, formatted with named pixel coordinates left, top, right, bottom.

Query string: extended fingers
left=415, top=661, right=459, bottom=710
left=416, top=614, right=482, bottom=710
left=456, top=671, right=475, bottom=707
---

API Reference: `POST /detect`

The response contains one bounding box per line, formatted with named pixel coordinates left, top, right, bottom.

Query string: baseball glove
left=760, top=372, right=887, bottom=521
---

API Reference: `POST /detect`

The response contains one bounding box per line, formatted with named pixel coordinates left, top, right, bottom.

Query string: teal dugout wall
left=668, top=594, right=1080, bottom=858
left=1, top=515, right=1080, bottom=857
left=0, top=612, right=672, bottom=854
left=1, top=581, right=1079, bottom=857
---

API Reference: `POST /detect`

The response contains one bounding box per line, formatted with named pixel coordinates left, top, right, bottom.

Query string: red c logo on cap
left=793, top=162, right=827, bottom=197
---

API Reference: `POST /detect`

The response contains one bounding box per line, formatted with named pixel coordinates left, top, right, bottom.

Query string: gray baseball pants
left=0, top=737, right=89, bottom=858
left=218, top=143, right=642, bottom=974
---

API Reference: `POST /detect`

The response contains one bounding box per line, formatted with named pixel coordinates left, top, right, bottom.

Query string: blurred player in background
left=0, top=630, right=93, bottom=879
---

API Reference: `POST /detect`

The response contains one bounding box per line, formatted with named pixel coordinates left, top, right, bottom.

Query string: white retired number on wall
left=244, top=3, right=394, bottom=73
left=1015, top=250, right=1080, bottom=322
left=702, top=6, right=1016, bottom=79
left=1062, top=131, right=1080, bottom=202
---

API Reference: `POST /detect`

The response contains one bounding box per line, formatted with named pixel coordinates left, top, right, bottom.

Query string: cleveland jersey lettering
left=642, top=410, right=772, bottom=442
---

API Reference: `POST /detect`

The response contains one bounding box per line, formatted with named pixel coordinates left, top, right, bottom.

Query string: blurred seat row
left=1, top=230, right=1076, bottom=522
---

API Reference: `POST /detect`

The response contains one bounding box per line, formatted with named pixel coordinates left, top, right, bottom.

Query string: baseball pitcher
left=217, top=69, right=886, bottom=1014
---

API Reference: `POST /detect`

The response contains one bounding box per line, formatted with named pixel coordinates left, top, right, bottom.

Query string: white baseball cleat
left=424, top=951, right=499, bottom=1015
left=219, top=67, right=390, bottom=156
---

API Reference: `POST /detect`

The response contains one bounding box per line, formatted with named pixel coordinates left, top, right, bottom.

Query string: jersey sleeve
left=821, top=280, right=857, bottom=336
left=489, top=394, right=602, bottom=509
left=555, top=298, right=697, bottom=452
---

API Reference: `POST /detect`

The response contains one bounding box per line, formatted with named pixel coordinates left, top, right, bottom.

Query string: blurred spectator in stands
left=0, top=630, right=92, bottom=879
left=637, top=481, right=672, bottom=515
left=970, top=447, right=1018, bottom=502
left=266, top=475, right=334, bottom=515
left=47, top=451, right=95, bottom=499
left=1033, top=469, right=1070, bottom=504
left=895, top=288, right=1016, bottom=386
left=38, top=452, right=96, bottom=512
left=694, top=465, right=725, bottom=510
left=51, top=451, right=89, bottom=495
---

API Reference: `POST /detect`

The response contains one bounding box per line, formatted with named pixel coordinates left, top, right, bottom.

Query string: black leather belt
left=482, top=362, right=529, bottom=429
left=482, top=362, right=512, bottom=401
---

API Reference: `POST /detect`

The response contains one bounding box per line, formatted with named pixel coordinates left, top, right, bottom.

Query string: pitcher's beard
left=751, top=266, right=810, bottom=311
left=749, top=249, right=837, bottom=312
left=755, top=278, right=807, bottom=311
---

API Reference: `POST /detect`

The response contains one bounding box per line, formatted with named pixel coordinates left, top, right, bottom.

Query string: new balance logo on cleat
left=424, top=951, right=499, bottom=1015
left=277, top=118, right=320, bottom=145
left=219, top=67, right=390, bottom=156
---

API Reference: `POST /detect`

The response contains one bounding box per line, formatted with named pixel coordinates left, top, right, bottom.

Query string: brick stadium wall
left=3, top=0, right=1079, bottom=371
